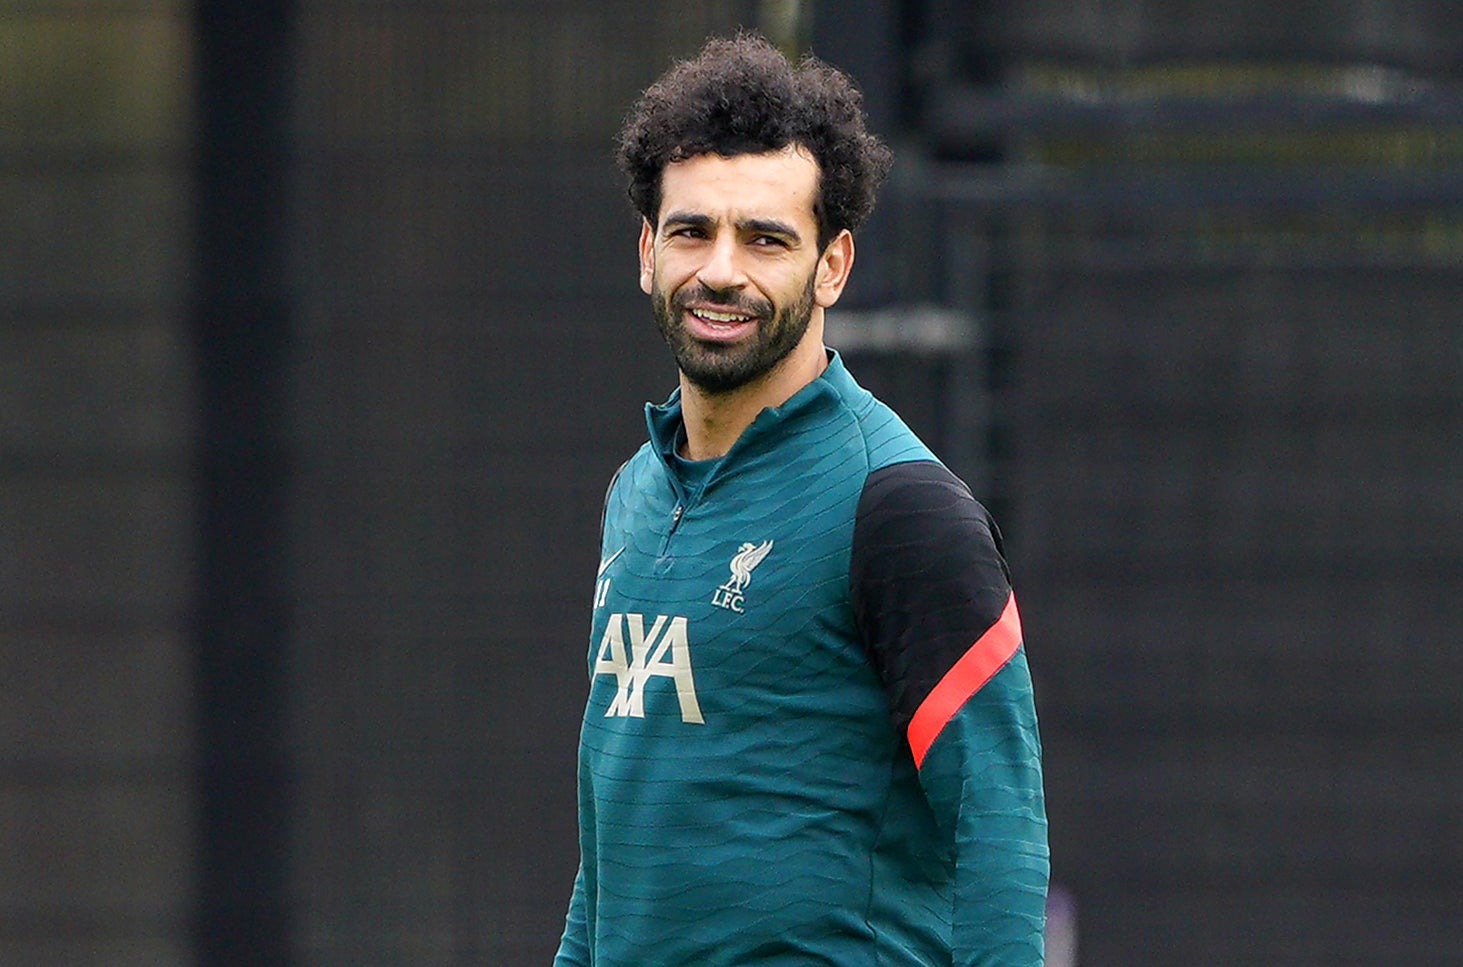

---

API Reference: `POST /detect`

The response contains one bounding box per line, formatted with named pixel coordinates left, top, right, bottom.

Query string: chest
left=587, top=463, right=874, bottom=730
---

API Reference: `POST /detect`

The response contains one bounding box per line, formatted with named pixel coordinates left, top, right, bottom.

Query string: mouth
left=684, top=305, right=759, bottom=343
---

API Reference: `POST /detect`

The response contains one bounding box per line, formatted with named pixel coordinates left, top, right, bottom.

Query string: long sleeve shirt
left=556, top=351, right=1048, bottom=966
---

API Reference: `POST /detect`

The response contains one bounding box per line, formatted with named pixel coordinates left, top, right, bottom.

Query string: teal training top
left=556, top=352, right=1048, bottom=966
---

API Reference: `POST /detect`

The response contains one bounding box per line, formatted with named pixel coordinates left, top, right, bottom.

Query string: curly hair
left=616, top=33, right=893, bottom=250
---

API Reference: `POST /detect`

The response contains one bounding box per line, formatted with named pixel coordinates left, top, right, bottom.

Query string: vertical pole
left=808, top=0, right=902, bottom=308
left=193, top=1, right=294, bottom=963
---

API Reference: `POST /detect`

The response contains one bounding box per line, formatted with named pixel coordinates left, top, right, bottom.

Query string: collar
left=644, top=349, right=857, bottom=462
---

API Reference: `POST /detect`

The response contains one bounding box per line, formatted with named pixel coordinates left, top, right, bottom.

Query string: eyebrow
left=661, top=211, right=803, bottom=244
left=661, top=211, right=712, bottom=231
left=742, top=217, right=801, bottom=242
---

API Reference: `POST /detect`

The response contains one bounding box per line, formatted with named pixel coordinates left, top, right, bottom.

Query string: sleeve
left=851, top=460, right=1049, bottom=966
left=552, top=863, right=590, bottom=967
left=555, top=461, right=625, bottom=966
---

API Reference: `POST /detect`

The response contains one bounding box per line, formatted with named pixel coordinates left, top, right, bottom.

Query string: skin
left=638, top=145, right=855, bottom=460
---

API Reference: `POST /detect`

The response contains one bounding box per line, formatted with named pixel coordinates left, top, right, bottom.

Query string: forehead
left=657, top=146, right=820, bottom=229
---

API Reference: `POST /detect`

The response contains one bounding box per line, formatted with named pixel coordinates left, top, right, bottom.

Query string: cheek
left=645, top=253, right=698, bottom=295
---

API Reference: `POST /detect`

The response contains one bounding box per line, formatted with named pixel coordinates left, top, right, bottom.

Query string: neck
left=677, top=322, right=829, bottom=461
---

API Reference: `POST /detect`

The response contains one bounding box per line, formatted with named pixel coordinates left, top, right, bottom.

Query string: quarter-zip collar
left=645, top=349, right=860, bottom=497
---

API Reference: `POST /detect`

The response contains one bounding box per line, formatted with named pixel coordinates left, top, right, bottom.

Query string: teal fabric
left=556, top=353, right=1047, bottom=966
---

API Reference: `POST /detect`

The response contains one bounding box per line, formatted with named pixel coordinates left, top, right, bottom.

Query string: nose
left=696, top=233, right=747, bottom=293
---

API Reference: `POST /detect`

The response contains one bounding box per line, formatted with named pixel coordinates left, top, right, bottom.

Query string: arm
left=852, top=461, right=1049, bottom=966
left=555, top=464, right=626, bottom=965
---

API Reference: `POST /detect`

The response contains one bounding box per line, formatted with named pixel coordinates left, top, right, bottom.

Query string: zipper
left=657, top=439, right=716, bottom=558
left=658, top=502, right=684, bottom=558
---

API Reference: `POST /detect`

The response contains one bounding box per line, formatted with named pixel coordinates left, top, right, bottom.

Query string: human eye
left=742, top=220, right=798, bottom=249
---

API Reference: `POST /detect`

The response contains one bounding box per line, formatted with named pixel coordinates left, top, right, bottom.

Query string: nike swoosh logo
left=597, top=547, right=625, bottom=577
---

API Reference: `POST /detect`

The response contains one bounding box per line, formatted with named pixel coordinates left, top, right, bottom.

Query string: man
left=556, top=33, right=1048, bottom=966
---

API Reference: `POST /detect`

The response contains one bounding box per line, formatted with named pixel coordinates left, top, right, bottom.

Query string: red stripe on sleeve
left=907, top=591, right=1022, bottom=769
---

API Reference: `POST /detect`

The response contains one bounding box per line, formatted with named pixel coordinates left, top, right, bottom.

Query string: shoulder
left=849, top=461, right=1011, bottom=649
left=850, top=459, right=1015, bottom=731
left=600, top=443, right=669, bottom=529
left=842, top=390, right=938, bottom=473
left=853, top=460, right=1007, bottom=573
left=814, top=355, right=936, bottom=471
left=611, top=442, right=660, bottom=491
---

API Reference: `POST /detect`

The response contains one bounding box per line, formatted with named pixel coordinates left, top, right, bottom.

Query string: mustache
left=670, top=284, right=772, bottom=318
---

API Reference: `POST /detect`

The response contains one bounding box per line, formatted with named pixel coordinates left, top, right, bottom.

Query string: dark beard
left=650, top=273, right=817, bottom=395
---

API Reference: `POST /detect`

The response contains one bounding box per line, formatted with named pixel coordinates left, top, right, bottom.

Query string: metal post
left=192, top=1, right=295, bottom=963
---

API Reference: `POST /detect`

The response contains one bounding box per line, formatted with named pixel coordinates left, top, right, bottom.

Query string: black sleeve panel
left=851, top=460, right=1014, bottom=734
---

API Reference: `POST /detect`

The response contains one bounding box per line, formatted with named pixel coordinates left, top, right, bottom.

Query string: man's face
left=639, top=147, right=846, bottom=395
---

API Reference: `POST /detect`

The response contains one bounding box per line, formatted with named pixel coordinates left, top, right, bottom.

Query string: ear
left=813, top=229, right=855, bottom=308
left=638, top=218, right=655, bottom=295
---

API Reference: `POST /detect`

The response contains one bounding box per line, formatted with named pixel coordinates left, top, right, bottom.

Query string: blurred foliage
left=0, top=7, right=191, bottom=305
left=1019, top=62, right=1463, bottom=169
left=297, top=0, right=747, bottom=145
left=1005, top=62, right=1463, bottom=266
left=0, top=10, right=191, bottom=149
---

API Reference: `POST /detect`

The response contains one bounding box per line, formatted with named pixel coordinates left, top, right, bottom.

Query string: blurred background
left=3, top=0, right=1461, bottom=964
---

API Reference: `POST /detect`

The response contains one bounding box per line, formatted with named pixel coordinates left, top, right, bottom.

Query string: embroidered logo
left=711, top=540, right=773, bottom=613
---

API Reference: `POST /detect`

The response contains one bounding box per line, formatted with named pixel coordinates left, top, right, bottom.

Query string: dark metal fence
left=898, top=39, right=1463, bottom=965
left=283, top=3, right=761, bottom=963
left=4, top=1, right=1461, bottom=964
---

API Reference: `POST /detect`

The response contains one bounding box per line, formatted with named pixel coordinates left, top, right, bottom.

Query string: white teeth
left=695, top=309, right=753, bottom=324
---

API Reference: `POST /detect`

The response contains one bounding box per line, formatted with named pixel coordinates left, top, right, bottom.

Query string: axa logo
left=711, top=540, right=773, bottom=613
left=594, top=612, right=703, bottom=724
